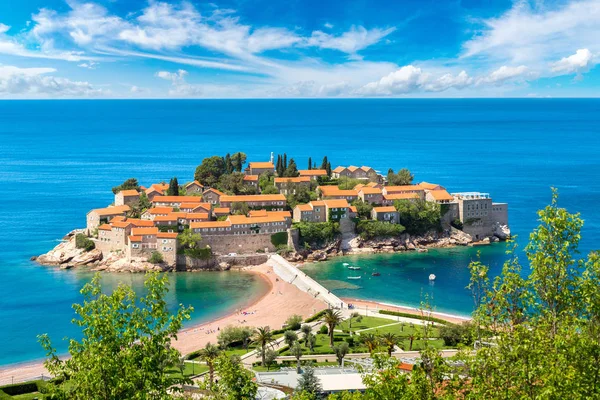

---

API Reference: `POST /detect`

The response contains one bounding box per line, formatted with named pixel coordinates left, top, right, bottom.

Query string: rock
left=481, top=237, right=490, bottom=244
left=417, top=248, right=428, bottom=253
left=490, top=236, right=500, bottom=242
left=30, top=256, right=37, bottom=261
left=492, top=222, right=511, bottom=240
left=406, top=242, right=416, bottom=250
left=36, top=236, right=103, bottom=267
left=218, top=262, right=231, bottom=271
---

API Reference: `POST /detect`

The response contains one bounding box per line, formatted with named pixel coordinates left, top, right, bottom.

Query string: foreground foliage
left=39, top=273, right=192, bottom=400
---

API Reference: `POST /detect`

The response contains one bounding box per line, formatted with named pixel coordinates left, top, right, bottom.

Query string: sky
left=0, top=0, right=598, bottom=98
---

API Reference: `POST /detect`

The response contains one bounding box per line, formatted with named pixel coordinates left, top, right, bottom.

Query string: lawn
left=279, top=332, right=376, bottom=356
left=253, top=361, right=339, bottom=372
left=337, top=316, right=393, bottom=332
left=165, top=362, right=208, bottom=378
left=10, top=393, right=44, bottom=400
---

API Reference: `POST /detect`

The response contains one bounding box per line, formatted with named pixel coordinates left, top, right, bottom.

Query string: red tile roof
left=157, top=232, right=178, bottom=239
left=374, top=206, right=397, bottom=212
left=383, top=193, right=420, bottom=200
left=243, top=175, right=259, bottom=181
left=190, top=221, right=231, bottom=229
left=128, top=235, right=142, bottom=242
left=152, top=196, right=204, bottom=203
left=274, top=176, right=311, bottom=184
left=98, top=224, right=112, bottom=231
left=132, top=227, right=159, bottom=236
left=299, top=169, right=327, bottom=176
left=428, top=189, right=454, bottom=201
left=248, top=162, right=274, bottom=169
left=89, top=205, right=130, bottom=216
left=118, top=189, right=139, bottom=197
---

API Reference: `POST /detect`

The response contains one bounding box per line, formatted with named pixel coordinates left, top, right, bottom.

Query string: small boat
left=372, top=272, right=381, bottom=277
left=342, top=262, right=350, bottom=266
left=347, top=276, right=362, bottom=280
left=429, top=274, right=436, bottom=281
left=348, top=266, right=361, bottom=270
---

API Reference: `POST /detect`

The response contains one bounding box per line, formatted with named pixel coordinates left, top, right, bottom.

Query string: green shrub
left=379, top=310, right=451, bottom=325
left=393, top=199, right=442, bottom=235
left=75, top=233, right=95, bottom=251
left=182, top=247, right=212, bottom=260
left=0, top=381, right=40, bottom=396
left=285, top=314, right=303, bottom=330
left=305, top=309, right=327, bottom=323
left=148, top=251, right=164, bottom=264
left=295, top=222, right=340, bottom=245
left=270, top=231, right=288, bottom=247
left=451, top=218, right=464, bottom=230
left=356, top=220, right=405, bottom=239
left=319, top=325, right=328, bottom=335
left=345, top=336, right=355, bottom=347
left=440, top=322, right=474, bottom=346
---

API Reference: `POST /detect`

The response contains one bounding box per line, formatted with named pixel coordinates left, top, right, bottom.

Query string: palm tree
left=198, top=342, right=221, bottom=389
left=408, top=333, right=416, bottom=351
left=360, top=332, right=379, bottom=353
left=322, top=309, right=343, bottom=347
left=380, top=332, right=400, bottom=357
left=253, top=326, right=274, bottom=366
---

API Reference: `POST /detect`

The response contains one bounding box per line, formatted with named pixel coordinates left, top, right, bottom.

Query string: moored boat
left=348, top=266, right=361, bottom=270
left=347, top=276, right=362, bottom=280
left=372, top=272, right=381, bottom=276
left=429, top=274, right=436, bottom=281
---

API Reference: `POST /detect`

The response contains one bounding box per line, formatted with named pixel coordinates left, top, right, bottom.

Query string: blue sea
left=1, top=99, right=599, bottom=366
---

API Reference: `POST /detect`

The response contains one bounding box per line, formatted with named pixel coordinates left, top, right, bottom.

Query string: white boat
left=342, top=262, right=350, bottom=266
left=348, top=266, right=361, bottom=270
left=429, top=274, right=436, bottom=281
left=347, top=276, right=362, bottom=280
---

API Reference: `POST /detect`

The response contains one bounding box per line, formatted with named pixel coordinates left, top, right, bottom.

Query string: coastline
left=0, top=262, right=327, bottom=384
left=342, top=297, right=471, bottom=324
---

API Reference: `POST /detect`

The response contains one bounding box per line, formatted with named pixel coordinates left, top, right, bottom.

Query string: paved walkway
left=268, top=255, right=345, bottom=309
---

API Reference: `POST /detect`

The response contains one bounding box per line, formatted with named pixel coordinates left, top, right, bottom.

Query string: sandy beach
left=0, top=263, right=326, bottom=385
left=343, top=298, right=471, bottom=324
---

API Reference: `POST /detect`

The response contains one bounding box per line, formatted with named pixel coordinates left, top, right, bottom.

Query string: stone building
left=452, top=192, right=508, bottom=241
left=293, top=199, right=350, bottom=222
left=185, top=180, right=204, bottom=195
left=298, top=169, right=328, bottom=180
left=332, top=165, right=381, bottom=182
left=86, top=205, right=130, bottom=234
left=317, top=186, right=359, bottom=202
left=371, top=206, right=400, bottom=223
left=219, top=194, right=286, bottom=211
left=114, top=189, right=140, bottom=206
left=245, top=161, right=275, bottom=176
left=357, top=187, right=384, bottom=205
left=202, top=188, right=225, bottom=205
left=274, top=176, right=311, bottom=195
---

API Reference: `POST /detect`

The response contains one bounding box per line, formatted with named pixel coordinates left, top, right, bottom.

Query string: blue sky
left=0, top=0, right=598, bottom=98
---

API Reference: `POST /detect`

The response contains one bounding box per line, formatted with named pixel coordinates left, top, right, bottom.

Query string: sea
left=0, top=99, right=599, bottom=367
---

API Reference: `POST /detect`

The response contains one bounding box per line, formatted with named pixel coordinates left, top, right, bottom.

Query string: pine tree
left=308, top=157, right=312, bottom=170
left=168, top=177, right=179, bottom=196
left=284, top=158, right=299, bottom=177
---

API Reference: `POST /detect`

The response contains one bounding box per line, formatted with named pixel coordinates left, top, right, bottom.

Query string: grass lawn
left=10, top=393, right=44, bottom=400
left=253, top=361, right=339, bottom=372
left=279, top=333, right=377, bottom=356
left=337, top=316, right=394, bottom=332
left=166, top=362, right=208, bottom=379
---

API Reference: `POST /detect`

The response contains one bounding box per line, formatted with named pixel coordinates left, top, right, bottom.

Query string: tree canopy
left=387, top=168, right=414, bottom=186
left=393, top=199, right=441, bottom=235
left=38, top=273, right=193, bottom=399
left=194, top=156, right=226, bottom=187
left=112, top=178, right=140, bottom=194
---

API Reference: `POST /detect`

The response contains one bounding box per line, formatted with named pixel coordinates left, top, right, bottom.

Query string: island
left=36, top=152, right=510, bottom=272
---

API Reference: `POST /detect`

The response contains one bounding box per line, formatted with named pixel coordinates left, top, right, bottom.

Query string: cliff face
left=35, top=232, right=171, bottom=272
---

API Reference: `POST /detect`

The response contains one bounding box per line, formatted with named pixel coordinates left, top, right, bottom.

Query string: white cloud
left=0, top=65, right=104, bottom=97
left=0, top=23, right=10, bottom=34
left=307, top=26, right=396, bottom=56
left=478, top=65, right=531, bottom=84
left=77, top=61, right=98, bottom=69
left=324, top=23, right=334, bottom=29
left=156, top=69, right=188, bottom=83
left=462, top=0, right=600, bottom=66
left=551, top=48, right=594, bottom=74
left=357, top=65, right=475, bottom=95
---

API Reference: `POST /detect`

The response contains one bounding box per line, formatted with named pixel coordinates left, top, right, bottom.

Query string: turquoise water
left=1, top=99, right=599, bottom=366
left=302, top=246, right=509, bottom=317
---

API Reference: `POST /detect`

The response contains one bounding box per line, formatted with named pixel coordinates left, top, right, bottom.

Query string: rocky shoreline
left=284, top=225, right=511, bottom=263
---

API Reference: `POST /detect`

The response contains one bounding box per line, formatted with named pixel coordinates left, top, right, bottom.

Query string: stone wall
left=492, top=203, right=508, bottom=225
left=198, top=233, right=276, bottom=254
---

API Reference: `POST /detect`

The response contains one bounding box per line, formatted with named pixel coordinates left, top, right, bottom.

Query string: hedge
left=304, top=309, right=327, bottom=323
left=270, top=232, right=288, bottom=247
left=0, top=380, right=44, bottom=396
left=379, top=310, right=452, bottom=325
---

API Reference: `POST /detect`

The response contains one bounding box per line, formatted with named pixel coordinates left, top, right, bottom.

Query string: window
left=132, top=243, right=139, bottom=249
left=162, top=239, right=168, bottom=244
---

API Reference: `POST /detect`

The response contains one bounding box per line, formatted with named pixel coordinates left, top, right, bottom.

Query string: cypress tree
left=283, top=153, right=288, bottom=171
left=321, top=156, right=328, bottom=170
left=326, top=162, right=332, bottom=177
left=168, top=177, right=179, bottom=196
left=276, top=155, right=283, bottom=176
left=225, top=153, right=233, bottom=174
left=308, top=157, right=312, bottom=170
